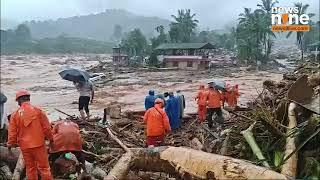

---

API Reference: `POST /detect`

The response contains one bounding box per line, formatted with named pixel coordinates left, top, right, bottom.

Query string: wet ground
left=1, top=54, right=283, bottom=121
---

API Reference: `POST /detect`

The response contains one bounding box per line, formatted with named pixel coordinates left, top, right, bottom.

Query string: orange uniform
left=195, top=87, right=207, bottom=122
left=8, top=102, right=53, bottom=180
left=50, top=120, right=82, bottom=153
left=207, top=89, right=223, bottom=108
left=225, top=86, right=240, bottom=108
left=143, top=104, right=171, bottom=137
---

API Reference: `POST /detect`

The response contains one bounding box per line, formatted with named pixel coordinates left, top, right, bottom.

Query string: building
left=112, top=46, right=129, bottom=66
left=155, top=43, right=216, bottom=70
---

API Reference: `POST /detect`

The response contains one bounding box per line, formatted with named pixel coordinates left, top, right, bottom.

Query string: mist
left=1, top=0, right=318, bottom=30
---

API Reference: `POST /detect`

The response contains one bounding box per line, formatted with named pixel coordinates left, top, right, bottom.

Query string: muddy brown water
left=1, top=55, right=282, bottom=121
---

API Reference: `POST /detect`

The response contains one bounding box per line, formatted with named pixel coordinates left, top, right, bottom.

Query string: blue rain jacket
left=144, top=90, right=156, bottom=110
left=165, top=95, right=181, bottom=130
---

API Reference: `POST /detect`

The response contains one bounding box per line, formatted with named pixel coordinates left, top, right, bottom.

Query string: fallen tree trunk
left=130, top=147, right=288, bottom=179
left=281, top=102, right=298, bottom=177
left=106, top=127, right=131, bottom=153
left=12, top=153, right=25, bottom=180
left=104, top=152, right=132, bottom=180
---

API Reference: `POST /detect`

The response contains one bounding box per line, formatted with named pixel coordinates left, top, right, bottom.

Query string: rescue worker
left=74, top=80, right=94, bottom=120
left=225, top=85, right=240, bottom=109
left=195, top=85, right=207, bottom=122
left=144, top=90, right=156, bottom=110
left=156, top=93, right=166, bottom=106
left=176, top=90, right=185, bottom=119
left=165, top=92, right=181, bottom=130
left=49, top=119, right=86, bottom=175
left=7, top=90, right=53, bottom=180
left=143, top=98, right=171, bottom=147
left=206, top=83, right=224, bottom=128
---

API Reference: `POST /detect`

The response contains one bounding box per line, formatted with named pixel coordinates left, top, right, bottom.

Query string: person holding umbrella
left=74, top=80, right=94, bottom=120
left=59, top=68, right=94, bottom=120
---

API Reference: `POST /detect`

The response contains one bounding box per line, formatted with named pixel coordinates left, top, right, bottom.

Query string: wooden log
left=12, top=153, right=25, bottom=180
left=281, top=102, right=297, bottom=177
left=131, top=147, right=288, bottom=179
left=220, top=129, right=230, bottom=155
left=104, top=152, right=132, bottom=180
left=106, top=127, right=131, bottom=153
left=199, top=124, right=220, bottom=140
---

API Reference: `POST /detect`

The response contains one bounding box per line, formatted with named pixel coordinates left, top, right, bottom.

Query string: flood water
left=1, top=54, right=283, bottom=121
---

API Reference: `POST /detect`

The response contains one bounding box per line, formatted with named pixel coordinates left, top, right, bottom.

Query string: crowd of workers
left=143, top=82, right=239, bottom=147
left=0, top=81, right=92, bottom=179
left=0, top=80, right=239, bottom=179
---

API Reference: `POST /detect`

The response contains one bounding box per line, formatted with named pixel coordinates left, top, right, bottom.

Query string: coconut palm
left=257, top=0, right=278, bottom=13
left=257, top=0, right=277, bottom=59
left=286, top=3, right=315, bottom=60
left=169, top=9, right=199, bottom=42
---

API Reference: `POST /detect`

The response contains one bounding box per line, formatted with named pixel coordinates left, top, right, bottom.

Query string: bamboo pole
left=281, top=102, right=297, bottom=177
left=241, top=122, right=270, bottom=168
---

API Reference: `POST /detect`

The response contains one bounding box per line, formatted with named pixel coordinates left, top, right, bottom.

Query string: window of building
left=173, top=62, right=179, bottom=67
left=187, top=61, right=193, bottom=67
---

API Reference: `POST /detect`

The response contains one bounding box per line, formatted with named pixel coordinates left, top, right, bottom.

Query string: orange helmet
left=16, top=89, right=30, bottom=101
left=154, top=98, right=164, bottom=105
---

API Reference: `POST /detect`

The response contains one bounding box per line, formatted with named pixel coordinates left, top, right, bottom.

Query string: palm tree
left=257, top=0, right=277, bottom=60
left=155, top=25, right=164, bottom=33
left=257, top=0, right=278, bottom=13
left=169, top=9, right=199, bottom=42
left=286, top=3, right=315, bottom=60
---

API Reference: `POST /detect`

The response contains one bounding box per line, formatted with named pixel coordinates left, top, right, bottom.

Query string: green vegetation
left=286, top=3, right=315, bottom=60
left=169, top=9, right=199, bottom=43
left=1, top=24, right=114, bottom=55
left=120, top=28, right=149, bottom=66
left=235, top=0, right=276, bottom=64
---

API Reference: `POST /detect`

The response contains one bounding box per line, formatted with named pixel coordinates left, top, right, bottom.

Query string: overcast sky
left=1, top=0, right=318, bottom=29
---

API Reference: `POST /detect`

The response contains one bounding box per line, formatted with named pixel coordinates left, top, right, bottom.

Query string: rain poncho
left=145, top=90, right=156, bottom=110
left=176, top=92, right=185, bottom=118
left=165, top=95, right=181, bottom=130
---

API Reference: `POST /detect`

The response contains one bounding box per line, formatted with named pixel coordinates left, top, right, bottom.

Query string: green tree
left=148, top=25, right=169, bottom=66
left=15, top=24, right=31, bottom=42
left=169, top=9, right=199, bottom=43
left=236, top=0, right=276, bottom=64
left=304, top=21, right=320, bottom=49
left=121, top=28, right=148, bottom=65
left=257, top=0, right=278, bottom=60
left=286, top=3, right=315, bottom=60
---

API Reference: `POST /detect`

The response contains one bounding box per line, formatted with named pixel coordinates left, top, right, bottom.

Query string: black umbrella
left=59, top=68, right=91, bottom=82
left=208, top=80, right=226, bottom=91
